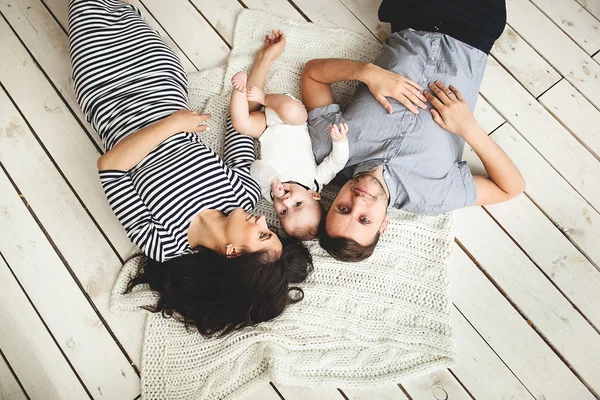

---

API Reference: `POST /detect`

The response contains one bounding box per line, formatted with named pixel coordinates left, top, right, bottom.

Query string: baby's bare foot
left=231, top=71, right=247, bottom=93
left=247, top=86, right=266, bottom=105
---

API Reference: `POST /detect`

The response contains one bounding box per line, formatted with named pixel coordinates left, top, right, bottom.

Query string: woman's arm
left=97, top=110, right=210, bottom=171
left=302, top=59, right=427, bottom=114
left=425, top=82, right=525, bottom=205
left=100, top=170, right=167, bottom=262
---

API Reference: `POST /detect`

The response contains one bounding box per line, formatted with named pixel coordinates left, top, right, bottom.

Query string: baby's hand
left=270, top=177, right=285, bottom=198
left=329, top=123, right=349, bottom=143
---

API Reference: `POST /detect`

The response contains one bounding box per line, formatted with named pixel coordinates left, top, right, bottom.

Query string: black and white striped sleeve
left=224, top=117, right=256, bottom=172
left=99, top=169, right=168, bottom=262
left=223, top=117, right=261, bottom=206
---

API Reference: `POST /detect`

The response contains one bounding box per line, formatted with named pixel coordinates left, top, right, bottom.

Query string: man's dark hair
left=124, top=237, right=313, bottom=336
left=318, top=218, right=380, bottom=262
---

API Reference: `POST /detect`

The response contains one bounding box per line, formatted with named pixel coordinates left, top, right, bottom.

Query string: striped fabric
left=68, top=0, right=261, bottom=262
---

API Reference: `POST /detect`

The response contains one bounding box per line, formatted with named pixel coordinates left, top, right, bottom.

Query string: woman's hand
left=165, top=110, right=211, bottom=133
left=363, top=64, right=427, bottom=115
left=258, top=30, right=286, bottom=62
left=424, top=81, right=479, bottom=138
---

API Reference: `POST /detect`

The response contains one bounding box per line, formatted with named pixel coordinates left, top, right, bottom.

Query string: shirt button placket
left=422, top=36, right=441, bottom=85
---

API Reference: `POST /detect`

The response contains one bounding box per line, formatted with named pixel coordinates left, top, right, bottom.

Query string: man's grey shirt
left=308, top=29, right=487, bottom=215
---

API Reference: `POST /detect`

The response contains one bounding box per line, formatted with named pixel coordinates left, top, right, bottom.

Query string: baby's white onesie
left=250, top=105, right=349, bottom=202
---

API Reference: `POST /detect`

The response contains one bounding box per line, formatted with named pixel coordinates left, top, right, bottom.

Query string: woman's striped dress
left=68, top=0, right=261, bottom=262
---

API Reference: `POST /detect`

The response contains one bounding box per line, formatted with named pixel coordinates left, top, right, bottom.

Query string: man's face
left=325, top=173, right=390, bottom=245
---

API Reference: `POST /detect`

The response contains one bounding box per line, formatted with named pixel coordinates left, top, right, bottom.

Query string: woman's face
left=224, top=208, right=282, bottom=257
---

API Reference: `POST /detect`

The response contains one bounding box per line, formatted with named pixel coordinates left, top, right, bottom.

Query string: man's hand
left=364, top=64, right=427, bottom=115
left=329, top=122, right=349, bottom=143
left=165, top=110, right=210, bottom=133
left=424, top=81, right=479, bottom=138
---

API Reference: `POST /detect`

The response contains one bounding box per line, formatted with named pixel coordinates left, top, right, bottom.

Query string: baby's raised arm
left=314, top=123, right=350, bottom=187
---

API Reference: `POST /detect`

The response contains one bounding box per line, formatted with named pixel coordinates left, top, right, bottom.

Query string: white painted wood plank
left=276, top=386, right=344, bottom=399
left=530, top=0, right=600, bottom=55
left=242, top=0, right=307, bottom=21
left=463, top=132, right=600, bottom=330
left=0, top=167, right=140, bottom=399
left=507, top=0, right=600, bottom=109
left=450, top=308, right=535, bottom=400
left=480, top=57, right=600, bottom=212
left=455, top=204, right=600, bottom=395
left=0, top=89, right=145, bottom=365
left=474, top=95, right=505, bottom=134
left=488, top=194, right=600, bottom=330
left=491, top=26, right=562, bottom=97
left=401, top=370, right=471, bottom=400
left=464, top=133, right=600, bottom=331
left=0, top=16, right=133, bottom=257
left=338, top=0, right=391, bottom=41
left=577, top=0, right=600, bottom=21
left=449, top=246, right=595, bottom=400
left=469, top=123, right=600, bottom=269
left=41, top=0, right=197, bottom=73
left=342, top=384, right=408, bottom=400
left=188, top=0, right=242, bottom=46
left=183, top=0, right=307, bottom=52
left=0, top=0, right=101, bottom=148
left=0, top=257, right=89, bottom=400
left=239, top=382, right=281, bottom=400
left=288, top=0, right=374, bottom=38
left=0, top=354, right=27, bottom=400
left=140, top=0, right=230, bottom=69
left=539, top=79, right=600, bottom=158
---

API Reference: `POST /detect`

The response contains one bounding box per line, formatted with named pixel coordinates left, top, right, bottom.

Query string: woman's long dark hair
left=125, top=238, right=313, bottom=336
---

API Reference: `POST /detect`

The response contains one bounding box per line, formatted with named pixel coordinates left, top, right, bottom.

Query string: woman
left=68, top=0, right=312, bottom=335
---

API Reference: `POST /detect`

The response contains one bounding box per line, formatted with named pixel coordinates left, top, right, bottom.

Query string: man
left=302, top=0, right=524, bottom=262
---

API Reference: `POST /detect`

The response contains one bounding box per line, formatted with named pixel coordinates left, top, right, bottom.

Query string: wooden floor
left=1, top=0, right=600, bottom=398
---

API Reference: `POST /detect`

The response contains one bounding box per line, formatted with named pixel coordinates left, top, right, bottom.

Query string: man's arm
left=302, top=59, right=427, bottom=114
left=425, top=82, right=525, bottom=205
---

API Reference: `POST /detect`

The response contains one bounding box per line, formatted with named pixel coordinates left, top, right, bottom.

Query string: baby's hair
left=289, top=203, right=323, bottom=241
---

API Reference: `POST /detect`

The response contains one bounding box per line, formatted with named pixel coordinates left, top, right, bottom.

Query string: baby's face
left=273, top=183, right=321, bottom=233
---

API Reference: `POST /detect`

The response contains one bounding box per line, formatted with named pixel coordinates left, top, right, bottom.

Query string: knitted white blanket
left=111, top=10, right=456, bottom=400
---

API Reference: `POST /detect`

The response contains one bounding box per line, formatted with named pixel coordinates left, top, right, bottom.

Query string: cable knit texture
left=111, top=9, right=456, bottom=399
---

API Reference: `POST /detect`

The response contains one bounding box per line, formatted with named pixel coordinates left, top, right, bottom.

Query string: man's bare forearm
left=303, top=59, right=373, bottom=85
left=463, top=125, right=525, bottom=197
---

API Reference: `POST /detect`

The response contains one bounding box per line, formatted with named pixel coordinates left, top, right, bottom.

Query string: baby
left=229, top=31, right=349, bottom=240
